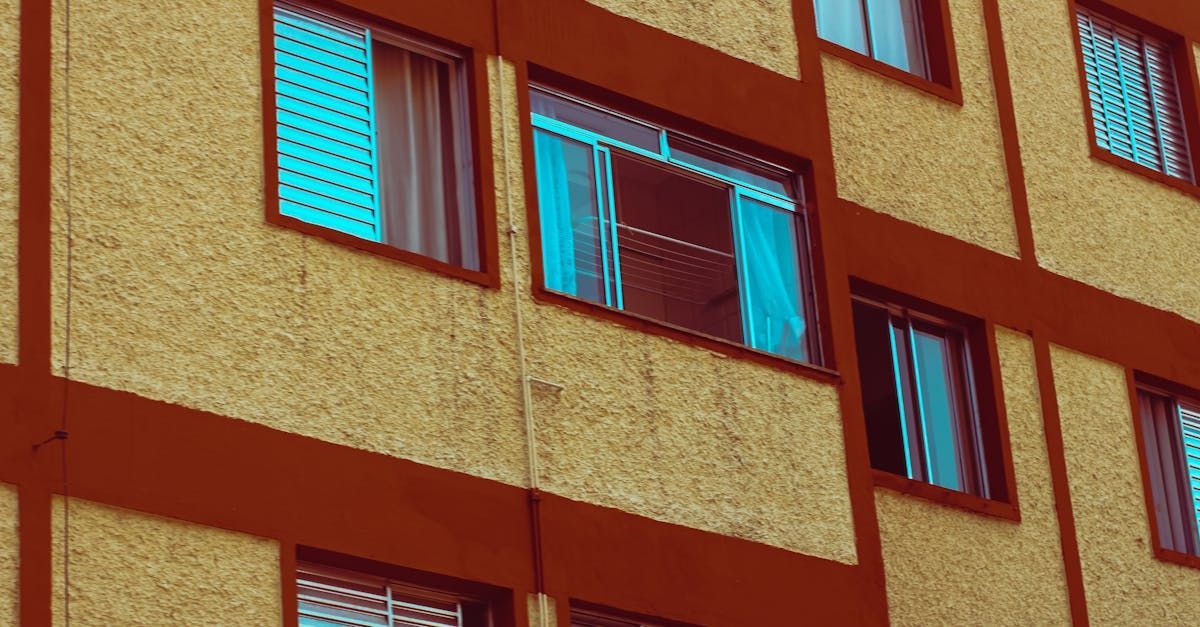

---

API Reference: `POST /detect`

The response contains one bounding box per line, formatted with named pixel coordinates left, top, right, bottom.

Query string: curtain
left=740, top=198, right=807, bottom=362
left=867, top=0, right=927, bottom=76
left=532, top=130, right=605, bottom=303
left=814, top=0, right=869, bottom=55
left=373, top=39, right=478, bottom=269
left=1139, top=391, right=1198, bottom=554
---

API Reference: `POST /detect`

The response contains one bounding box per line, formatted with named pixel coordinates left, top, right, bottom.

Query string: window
left=571, top=607, right=668, bottom=627
left=1075, top=5, right=1194, bottom=181
left=271, top=1, right=481, bottom=270
left=1136, top=386, right=1200, bottom=557
left=814, top=0, right=930, bottom=78
left=297, top=561, right=490, bottom=626
left=852, top=290, right=1005, bottom=499
left=530, top=86, right=821, bottom=365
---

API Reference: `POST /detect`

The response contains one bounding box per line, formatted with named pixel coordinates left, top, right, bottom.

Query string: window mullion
left=596, top=147, right=623, bottom=310
left=861, top=0, right=876, bottom=59
left=905, top=322, right=934, bottom=484
left=730, top=191, right=753, bottom=347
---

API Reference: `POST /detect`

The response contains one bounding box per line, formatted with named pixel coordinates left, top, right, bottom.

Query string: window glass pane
left=374, top=39, right=479, bottom=270
left=814, top=0, right=869, bottom=55
left=531, top=88, right=661, bottom=152
left=866, top=0, right=927, bottom=76
left=533, top=130, right=607, bottom=304
left=669, top=134, right=795, bottom=198
left=910, top=329, right=963, bottom=491
left=610, top=153, right=742, bottom=344
left=740, top=198, right=808, bottom=361
left=852, top=301, right=909, bottom=477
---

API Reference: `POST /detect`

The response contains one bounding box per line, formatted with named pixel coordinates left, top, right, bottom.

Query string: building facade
left=2, top=0, right=1200, bottom=624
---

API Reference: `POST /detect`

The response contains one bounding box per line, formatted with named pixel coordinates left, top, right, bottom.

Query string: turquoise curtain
left=866, top=0, right=926, bottom=75
left=910, top=330, right=963, bottom=491
left=741, top=198, right=807, bottom=362
left=532, top=130, right=604, bottom=303
left=814, top=0, right=869, bottom=55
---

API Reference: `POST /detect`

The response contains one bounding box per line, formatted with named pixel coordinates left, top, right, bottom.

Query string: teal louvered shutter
left=1076, top=8, right=1193, bottom=181
left=1181, top=407, right=1200, bottom=543
left=273, top=2, right=382, bottom=241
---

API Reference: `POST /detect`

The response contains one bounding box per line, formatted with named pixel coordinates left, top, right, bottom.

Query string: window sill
left=1153, top=545, right=1200, bottom=571
left=872, top=469, right=1020, bottom=521
left=531, top=287, right=841, bottom=387
left=266, top=214, right=500, bottom=289
left=1088, top=145, right=1200, bottom=200
left=819, top=40, right=963, bottom=106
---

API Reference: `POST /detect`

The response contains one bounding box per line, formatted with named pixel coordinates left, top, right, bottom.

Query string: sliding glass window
left=530, top=87, right=821, bottom=365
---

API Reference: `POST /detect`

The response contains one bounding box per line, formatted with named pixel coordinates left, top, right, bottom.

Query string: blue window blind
left=1076, top=7, right=1193, bottom=181
left=1182, top=407, right=1200, bottom=544
left=274, top=2, right=382, bottom=241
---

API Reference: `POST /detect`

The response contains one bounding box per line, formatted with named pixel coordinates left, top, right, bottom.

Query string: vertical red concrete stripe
left=791, top=1, right=890, bottom=623
left=1032, top=337, right=1090, bottom=626
left=18, top=0, right=55, bottom=624
left=279, top=541, right=298, bottom=627
left=981, top=0, right=1039, bottom=265
left=18, top=487, right=52, bottom=626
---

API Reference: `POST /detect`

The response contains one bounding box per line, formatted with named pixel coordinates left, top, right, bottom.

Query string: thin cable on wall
left=59, top=0, right=74, bottom=623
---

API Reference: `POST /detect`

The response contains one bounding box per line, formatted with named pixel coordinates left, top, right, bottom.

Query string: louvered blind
left=1076, top=8, right=1193, bottom=181
left=274, top=2, right=382, bottom=241
left=298, top=563, right=467, bottom=627
left=1181, top=407, right=1200, bottom=540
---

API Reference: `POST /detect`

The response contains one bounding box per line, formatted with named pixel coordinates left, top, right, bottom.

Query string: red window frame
left=1128, top=372, right=1200, bottom=570
left=814, top=0, right=963, bottom=104
left=520, top=67, right=840, bottom=386
left=257, top=0, right=501, bottom=288
left=851, top=280, right=1020, bottom=520
left=1068, top=0, right=1200, bottom=199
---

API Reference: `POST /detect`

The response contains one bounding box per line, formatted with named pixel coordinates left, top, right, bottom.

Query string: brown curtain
left=1139, top=390, right=1198, bottom=554
left=373, top=39, right=478, bottom=269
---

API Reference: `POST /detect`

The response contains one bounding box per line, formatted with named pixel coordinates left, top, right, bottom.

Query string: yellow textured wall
left=0, top=483, right=18, bottom=625
left=1051, top=346, right=1200, bottom=625
left=46, top=0, right=857, bottom=564
left=823, top=0, right=1018, bottom=256
left=585, top=0, right=800, bottom=78
left=51, top=498, right=280, bottom=626
left=0, top=0, right=19, bottom=364
left=1001, top=1, right=1200, bottom=323
left=48, top=0, right=530, bottom=486
left=876, top=328, right=1070, bottom=625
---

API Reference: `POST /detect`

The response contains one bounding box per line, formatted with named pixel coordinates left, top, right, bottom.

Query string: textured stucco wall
left=1001, top=0, right=1200, bottom=323
left=824, top=0, right=1018, bottom=256
left=48, top=0, right=530, bottom=486
left=585, top=0, right=800, bottom=78
left=46, top=0, right=857, bottom=564
left=51, top=498, right=280, bottom=626
left=0, top=0, right=19, bottom=364
left=1051, top=346, right=1200, bottom=625
left=877, top=328, right=1071, bottom=625
left=0, top=483, right=18, bottom=626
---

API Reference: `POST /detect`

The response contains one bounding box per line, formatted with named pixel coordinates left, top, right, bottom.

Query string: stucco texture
left=585, top=0, right=800, bottom=78
left=876, top=328, right=1071, bottom=625
left=1051, top=346, right=1200, bottom=625
left=1000, top=0, right=1200, bottom=323
left=51, top=497, right=280, bottom=626
left=45, top=0, right=858, bottom=564
left=823, top=0, right=1019, bottom=256
left=0, top=0, right=19, bottom=364
left=48, top=0, right=530, bottom=486
left=0, top=483, right=18, bottom=625
left=494, top=59, right=857, bottom=563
